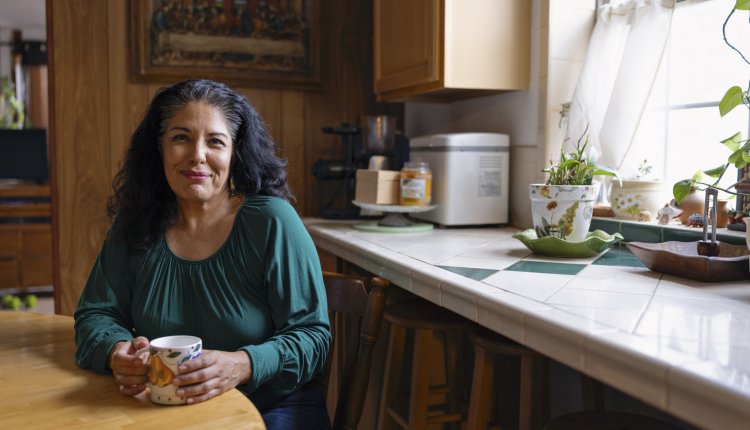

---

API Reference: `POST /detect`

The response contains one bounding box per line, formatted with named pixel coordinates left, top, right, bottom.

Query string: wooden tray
left=626, top=241, right=750, bottom=283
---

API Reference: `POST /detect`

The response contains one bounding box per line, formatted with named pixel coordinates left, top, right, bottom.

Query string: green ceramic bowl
left=512, top=229, right=624, bottom=258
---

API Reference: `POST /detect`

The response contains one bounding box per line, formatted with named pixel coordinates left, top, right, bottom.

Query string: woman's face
left=161, top=101, right=233, bottom=205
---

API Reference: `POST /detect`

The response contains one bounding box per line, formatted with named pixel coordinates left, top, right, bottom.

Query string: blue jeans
left=261, top=382, right=332, bottom=430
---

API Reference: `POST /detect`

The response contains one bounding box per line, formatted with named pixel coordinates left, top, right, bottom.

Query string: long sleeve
left=238, top=199, right=331, bottom=398
left=73, top=237, right=135, bottom=374
left=72, top=196, right=331, bottom=411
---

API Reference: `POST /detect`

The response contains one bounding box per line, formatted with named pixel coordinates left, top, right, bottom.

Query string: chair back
left=323, top=271, right=389, bottom=430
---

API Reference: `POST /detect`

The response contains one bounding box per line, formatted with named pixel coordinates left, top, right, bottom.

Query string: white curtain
left=566, top=0, right=676, bottom=173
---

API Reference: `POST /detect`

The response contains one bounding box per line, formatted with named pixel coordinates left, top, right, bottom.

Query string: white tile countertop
left=305, top=219, right=750, bottom=430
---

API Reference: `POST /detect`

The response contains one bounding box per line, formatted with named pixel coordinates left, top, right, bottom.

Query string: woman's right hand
left=108, top=337, right=150, bottom=396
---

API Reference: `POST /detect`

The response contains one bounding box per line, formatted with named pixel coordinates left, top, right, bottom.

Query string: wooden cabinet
left=0, top=184, right=53, bottom=291
left=374, top=0, right=531, bottom=102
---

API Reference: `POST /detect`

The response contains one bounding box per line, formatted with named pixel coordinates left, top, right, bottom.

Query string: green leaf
left=559, top=159, right=580, bottom=169
left=673, top=180, right=693, bottom=204
left=590, top=166, right=619, bottom=178
left=720, top=86, right=744, bottom=117
left=729, top=149, right=744, bottom=164
left=737, top=159, right=750, bottom=169
left=736, top=0, right=750, bottom=10
left=703, top=164, right=728, bottom=178
left=721, top=132, right=743, bottom=151
left=743, top=152, right=750, bottom=162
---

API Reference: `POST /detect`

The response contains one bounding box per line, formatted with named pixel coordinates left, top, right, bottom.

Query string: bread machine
left=409, top=132, right=510, bottom=226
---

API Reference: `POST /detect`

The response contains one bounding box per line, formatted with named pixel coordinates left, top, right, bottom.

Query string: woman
left=74, top=79, right=331, bottom=429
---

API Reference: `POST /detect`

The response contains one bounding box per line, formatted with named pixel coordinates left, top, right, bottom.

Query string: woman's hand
left=171, top=350, right=251, bottom=404
left=108, top=337, right=150, bottom=396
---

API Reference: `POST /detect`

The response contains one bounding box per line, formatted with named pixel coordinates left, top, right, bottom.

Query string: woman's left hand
left=171, top=349, right=252, bottom=404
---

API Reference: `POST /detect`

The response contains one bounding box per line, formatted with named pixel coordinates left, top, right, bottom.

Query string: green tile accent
left=593, top=247, right=645, bottom=267
left=505, top=261, right=586, bottom=275
left=437, top=266, right=499, bottom=281
left=590, top=219, right=620, bottom=235
left=621, top=223, right=662, bottom=243
left=662, top=227, right=704, bottom=242
left=593, top=217, right=746, bottom=246
left=718, top=233, right=746, bottom=246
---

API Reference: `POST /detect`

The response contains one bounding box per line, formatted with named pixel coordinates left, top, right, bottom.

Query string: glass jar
left=399, top=161, right=432, bottom=206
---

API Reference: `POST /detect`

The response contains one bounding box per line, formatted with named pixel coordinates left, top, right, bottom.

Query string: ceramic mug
left=146, top=335, right=202, bottom=405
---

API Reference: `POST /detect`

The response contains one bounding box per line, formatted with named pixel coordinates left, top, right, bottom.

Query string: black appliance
left=0, top=129, right=48, bottom=183
left=311, top=121, right=409, bottom=219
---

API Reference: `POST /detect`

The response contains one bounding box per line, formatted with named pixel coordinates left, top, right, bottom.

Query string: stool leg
left=516, top=356, right=551, bottom=430
left=519, top=355, right=534, bottom=430
left=466, top=343, right=494, bottom=430
left=444, top=330, right=467, bottom=427
left=409, top=328, right=433, bottom=428
left=377, top=324, right=406, bottom=430
left=581, top=374, right=604, bottom=412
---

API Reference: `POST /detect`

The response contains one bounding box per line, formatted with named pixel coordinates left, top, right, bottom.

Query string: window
left=624, top=0, right=750, bottom=203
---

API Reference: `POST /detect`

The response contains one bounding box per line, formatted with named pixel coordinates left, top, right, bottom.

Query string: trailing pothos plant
left=544, top=125, right=620, bottom=186
left=673, top=0, right=750, bottom=203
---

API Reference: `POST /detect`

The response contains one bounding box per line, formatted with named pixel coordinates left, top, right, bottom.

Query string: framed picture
left=130, top=0, right=322, bottom=90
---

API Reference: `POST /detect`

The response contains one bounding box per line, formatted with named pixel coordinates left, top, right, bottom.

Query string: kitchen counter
left=306, top=220, right=750, bottom=430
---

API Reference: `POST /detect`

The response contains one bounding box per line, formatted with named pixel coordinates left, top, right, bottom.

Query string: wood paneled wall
left=49, top=0, right=401, bottom=315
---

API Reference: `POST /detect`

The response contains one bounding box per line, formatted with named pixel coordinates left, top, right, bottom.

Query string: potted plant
left=673, top=1, right=750, bottom=207
left=609, top=159, right=670, bottom=222
left=530, top=126, right=620, bottom=241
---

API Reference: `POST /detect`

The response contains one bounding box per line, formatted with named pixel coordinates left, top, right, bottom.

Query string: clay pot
left=676, top=189, right=705, bottom=225
left=710, top=200, right=729, bottom=228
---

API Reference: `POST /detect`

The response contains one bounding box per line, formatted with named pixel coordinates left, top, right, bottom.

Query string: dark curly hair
left=108, top=79, right=294, bottom=253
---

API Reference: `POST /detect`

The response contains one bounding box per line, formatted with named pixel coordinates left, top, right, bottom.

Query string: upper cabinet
left=374, top=0, right=531, bottom=102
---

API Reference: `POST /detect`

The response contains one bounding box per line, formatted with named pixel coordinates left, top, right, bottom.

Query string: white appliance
left=410, top=133, right=510, bottom=226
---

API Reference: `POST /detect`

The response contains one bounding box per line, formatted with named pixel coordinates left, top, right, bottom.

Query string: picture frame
left=130, top=0, right=322, bottom=90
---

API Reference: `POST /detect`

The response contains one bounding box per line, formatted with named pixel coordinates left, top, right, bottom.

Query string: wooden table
left=0, top=311, right=266, bottom=429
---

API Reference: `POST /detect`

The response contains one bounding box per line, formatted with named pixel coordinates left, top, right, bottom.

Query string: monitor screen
left=0, top=129, right=48, bottom=183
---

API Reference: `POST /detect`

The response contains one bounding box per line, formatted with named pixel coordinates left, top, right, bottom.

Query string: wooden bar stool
left=544, top=411, right=686, bottom=430
left=466, top=326, right=549, bottom=430
left=377, top=299, right=470, bottom=430
left=544, top=375, right=686, bottom=430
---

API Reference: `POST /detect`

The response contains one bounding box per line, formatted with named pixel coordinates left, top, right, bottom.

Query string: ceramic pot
left=609, top=180, right=669, bottom=222
left=676, top=189, right=704, bottom=225
left=711, top=200, right=729, bottom=228
left=529, top=183, right=600, bottom=242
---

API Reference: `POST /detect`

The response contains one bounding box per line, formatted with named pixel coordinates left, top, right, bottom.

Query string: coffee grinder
left=311, top=117, right=409, bottom=219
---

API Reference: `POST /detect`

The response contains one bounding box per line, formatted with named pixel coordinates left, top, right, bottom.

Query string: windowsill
left=590, top=216, right=747, bottom=245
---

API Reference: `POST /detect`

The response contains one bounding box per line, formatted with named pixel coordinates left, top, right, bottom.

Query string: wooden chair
left=323, top=271, right=390, bottom=430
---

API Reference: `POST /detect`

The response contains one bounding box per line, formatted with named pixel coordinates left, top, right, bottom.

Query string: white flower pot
left=609, top=180, right=669, bottom=221
left=529, top=183, right=600, bottom=242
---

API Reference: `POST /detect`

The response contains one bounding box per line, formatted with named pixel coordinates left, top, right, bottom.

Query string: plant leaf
left=673, top=179, right=693, bottom=204
left=721, top=132, right=743, bottom=151
left=703, top=164, right=728, bottom=178
left=729, top=149, right=744, bottom=164
left=558, top=159, right=580, bottom=169
left=590, top=167, right=619, bottom=178
left=736, top=0, right=750, bottom=10
left=720, top=86, right=744, bottom=117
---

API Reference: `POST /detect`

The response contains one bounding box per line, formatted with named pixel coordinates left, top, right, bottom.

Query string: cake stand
left=351, top=201, right=437, bottom=232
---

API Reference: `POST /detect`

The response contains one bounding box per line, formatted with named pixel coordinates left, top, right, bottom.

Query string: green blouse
left=74, top=195, right=331, bottom=410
